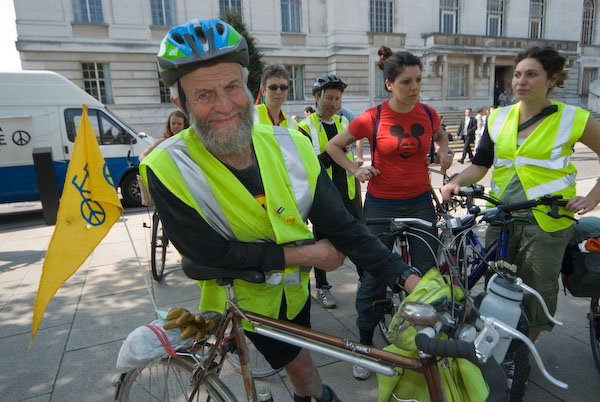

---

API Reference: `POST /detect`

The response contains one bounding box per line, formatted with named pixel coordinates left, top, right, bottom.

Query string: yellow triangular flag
left=31, top=104, right=122, bottom=344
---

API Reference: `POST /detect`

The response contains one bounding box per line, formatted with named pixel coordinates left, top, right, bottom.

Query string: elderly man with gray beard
left=140, top=18, right=421, bottom=402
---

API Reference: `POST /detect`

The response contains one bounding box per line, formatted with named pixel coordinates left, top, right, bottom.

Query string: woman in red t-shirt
left=325, top=46, right=453, bottom=378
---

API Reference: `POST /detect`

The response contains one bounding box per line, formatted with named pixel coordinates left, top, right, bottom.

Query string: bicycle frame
left=188, top=279, right=445, bottom=402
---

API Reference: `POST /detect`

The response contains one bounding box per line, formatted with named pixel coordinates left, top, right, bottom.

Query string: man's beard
left=189, top=89, right=255, bottom=156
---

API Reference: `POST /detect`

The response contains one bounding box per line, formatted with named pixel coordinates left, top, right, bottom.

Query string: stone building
left=13, top=0, right=600, bottom=135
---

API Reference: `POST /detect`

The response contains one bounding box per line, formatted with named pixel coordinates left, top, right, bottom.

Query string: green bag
left=377, top=269, right=489, bottom=402
left=562, top=217, right=600, bottom=297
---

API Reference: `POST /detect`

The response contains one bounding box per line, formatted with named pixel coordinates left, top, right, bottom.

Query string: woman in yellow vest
left=255, top=64, right=297, bottom=128
left=441, top=46, right=600, bottom=344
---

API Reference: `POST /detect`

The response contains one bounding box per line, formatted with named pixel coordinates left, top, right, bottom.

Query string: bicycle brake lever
left=480, top=316, right=568, bottom=389
left=513, top=278, right=564, bottom=326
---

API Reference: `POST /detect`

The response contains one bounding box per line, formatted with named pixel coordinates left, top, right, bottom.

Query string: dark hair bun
left=377, top=45, right=393, bottom=71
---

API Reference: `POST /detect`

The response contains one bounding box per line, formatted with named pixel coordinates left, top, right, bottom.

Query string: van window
left=65, top=108, right=131, bottom=145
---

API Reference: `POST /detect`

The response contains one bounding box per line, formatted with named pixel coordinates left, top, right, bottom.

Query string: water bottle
left=478, top=275, right=524, bottom=363
left=258, top=388, right=274, bottom=402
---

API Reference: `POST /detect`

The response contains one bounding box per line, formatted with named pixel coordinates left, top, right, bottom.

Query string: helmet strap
left=177, top=79, right=190, bottom=118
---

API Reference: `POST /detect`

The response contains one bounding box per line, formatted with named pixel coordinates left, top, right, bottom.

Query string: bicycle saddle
left=181, top=257, right=265, bottom=283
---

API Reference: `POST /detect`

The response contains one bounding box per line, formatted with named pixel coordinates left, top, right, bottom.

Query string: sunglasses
left=267, top=84, right=289, bottom=91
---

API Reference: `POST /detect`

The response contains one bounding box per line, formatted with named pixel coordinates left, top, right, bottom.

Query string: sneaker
left=316, top=287, right=337, bottom=309
left=352, top=364, right=371, bottom=380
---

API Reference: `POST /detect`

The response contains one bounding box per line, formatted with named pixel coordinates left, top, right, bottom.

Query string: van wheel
left=121, top=172, right=142, bottom=207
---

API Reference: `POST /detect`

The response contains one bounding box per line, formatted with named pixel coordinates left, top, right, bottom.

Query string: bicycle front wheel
left=590, top=296, right=600, bottom=373
left=151, top=212, right=168, bottom=281
left=115, top=356, right=237, bottom=402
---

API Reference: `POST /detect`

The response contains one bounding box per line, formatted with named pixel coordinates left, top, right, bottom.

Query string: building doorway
left=494, top=66, right=512, bottom=106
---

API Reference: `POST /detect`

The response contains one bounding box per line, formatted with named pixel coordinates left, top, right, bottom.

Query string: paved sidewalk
left=1, top=152, right=599, bottom=401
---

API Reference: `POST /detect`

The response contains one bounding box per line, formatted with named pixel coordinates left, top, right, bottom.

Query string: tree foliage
left=221, top=9, right=264, bottom=99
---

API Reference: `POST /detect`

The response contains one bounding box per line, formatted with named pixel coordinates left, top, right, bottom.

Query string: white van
left=0, top=71, right=153, bottom=206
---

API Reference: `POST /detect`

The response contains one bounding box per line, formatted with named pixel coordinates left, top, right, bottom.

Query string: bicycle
left=371, top=190, right=576, bottom=401
left=113, top=258, right=568, bottom=402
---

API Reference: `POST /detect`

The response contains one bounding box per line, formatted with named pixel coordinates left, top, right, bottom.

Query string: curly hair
left=514, top=46, right=568, bottom=90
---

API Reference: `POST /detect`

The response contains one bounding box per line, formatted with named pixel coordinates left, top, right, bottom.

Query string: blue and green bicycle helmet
left=157, top=18, right=249, bottom=87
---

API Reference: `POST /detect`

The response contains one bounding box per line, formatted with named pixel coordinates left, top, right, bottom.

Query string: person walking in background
left=297, top=74, right=362, bottom=310
left=325, top=45, right=452, bottom=380
left=474, top=108, right=486, bottom=149
left=255, top=64, right=296, bottom=128
left=139, top=110, right=189, bottom=161
left=441, top=45, right=600, bottom=345
left=457, top=107, right=477, bottom=163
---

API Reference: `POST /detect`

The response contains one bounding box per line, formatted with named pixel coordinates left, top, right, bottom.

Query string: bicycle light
left=400, top=302, right=438, bottom=326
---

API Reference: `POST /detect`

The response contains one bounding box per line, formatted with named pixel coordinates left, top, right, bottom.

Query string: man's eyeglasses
left=267, top=84, right=289, bottom=91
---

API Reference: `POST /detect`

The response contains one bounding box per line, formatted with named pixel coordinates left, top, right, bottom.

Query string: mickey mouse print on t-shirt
left=390, top=123, right=425, bottom=158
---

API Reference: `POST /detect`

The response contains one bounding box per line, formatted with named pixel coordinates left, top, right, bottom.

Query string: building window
left=159, top=73, right=170, bottom=103
left=440, top=0, right=458, bottom=34
left=281, top=0, right=301, bottom=33
left=374, top=66, right=389, bottom=99
left=151, top=0, right=175, bottom=27
left=286, top=65, right=304, bottom=101
left=82, top=63, right=113, bottom=104
left=582, top=67, right=598, bottom=95
left=487, top=0, right=504, bottom=36
left=73, top=0, right=104, bottom=23
left=448, top=65, right=466, bottom=97
left=370, top=0, right=393, bottom=32
left=220, top=0, right=242, bottom=14
left=529, top=0, right=545, bottom=39
left=582, top=0, right=595, bottom=45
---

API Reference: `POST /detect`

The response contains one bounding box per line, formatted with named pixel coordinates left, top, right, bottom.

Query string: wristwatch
left=399, top=266, right=422, bottom=287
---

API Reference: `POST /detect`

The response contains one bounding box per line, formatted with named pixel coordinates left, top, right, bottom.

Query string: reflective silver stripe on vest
left=307, top=118, right=322, bottom=155
left=526, top=173, right=577, bottom=200
left=165, top=139, right=238, bottom=241
left=489, top=105, right=514, bottom=142
left=490, top=179, right=501, bottom=196
left=271, top=125, right=313, bottom=221
left=493, top=154, right=514, bottom=168
left=265, top=271, right=282, bottom=285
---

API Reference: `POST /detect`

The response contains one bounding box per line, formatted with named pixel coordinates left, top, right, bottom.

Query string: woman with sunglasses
left=256, top=64, right=296, bottom=128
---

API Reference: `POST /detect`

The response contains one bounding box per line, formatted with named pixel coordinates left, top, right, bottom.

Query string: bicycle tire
left=151, top=212, right=168, bottom=281
left=503, top=312, right=530, bottom=402
left=225, top=334, right=282, bottom=378
left=115, top=355, right=238, bottom=402
left=590, top=296, right=600, bottom=374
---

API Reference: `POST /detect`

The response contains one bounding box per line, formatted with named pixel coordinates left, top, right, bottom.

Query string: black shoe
left=457, top=159, right=464, bottom=164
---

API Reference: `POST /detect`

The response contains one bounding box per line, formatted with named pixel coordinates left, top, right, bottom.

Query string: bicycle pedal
left=372, top=299, right=393, bottom=315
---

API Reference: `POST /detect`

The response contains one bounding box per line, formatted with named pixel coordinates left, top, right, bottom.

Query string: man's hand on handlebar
left=403, top=274, right=421, bottom=293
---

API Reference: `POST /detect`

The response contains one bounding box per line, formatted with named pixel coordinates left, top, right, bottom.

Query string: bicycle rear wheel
left=590, top=296, right=600, bottom=373
left=115, top=356, right=237, bottom=402
left=225, top=334, right=282, bottom=378
left=151, top=211, right=168, bottom=281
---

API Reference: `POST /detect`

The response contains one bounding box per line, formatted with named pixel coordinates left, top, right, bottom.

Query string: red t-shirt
left=349, top=101, right=440, bottom=200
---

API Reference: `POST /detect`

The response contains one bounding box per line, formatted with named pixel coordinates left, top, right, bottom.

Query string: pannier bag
left=561, top=217, right=600, bottom=298
left=377, top=269, right=489, bottom=402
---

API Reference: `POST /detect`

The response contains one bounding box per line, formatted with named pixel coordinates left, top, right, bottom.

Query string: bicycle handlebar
left=415, top=331, right=509, bottom=402
left=366, top=217, right=434, bottom=229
